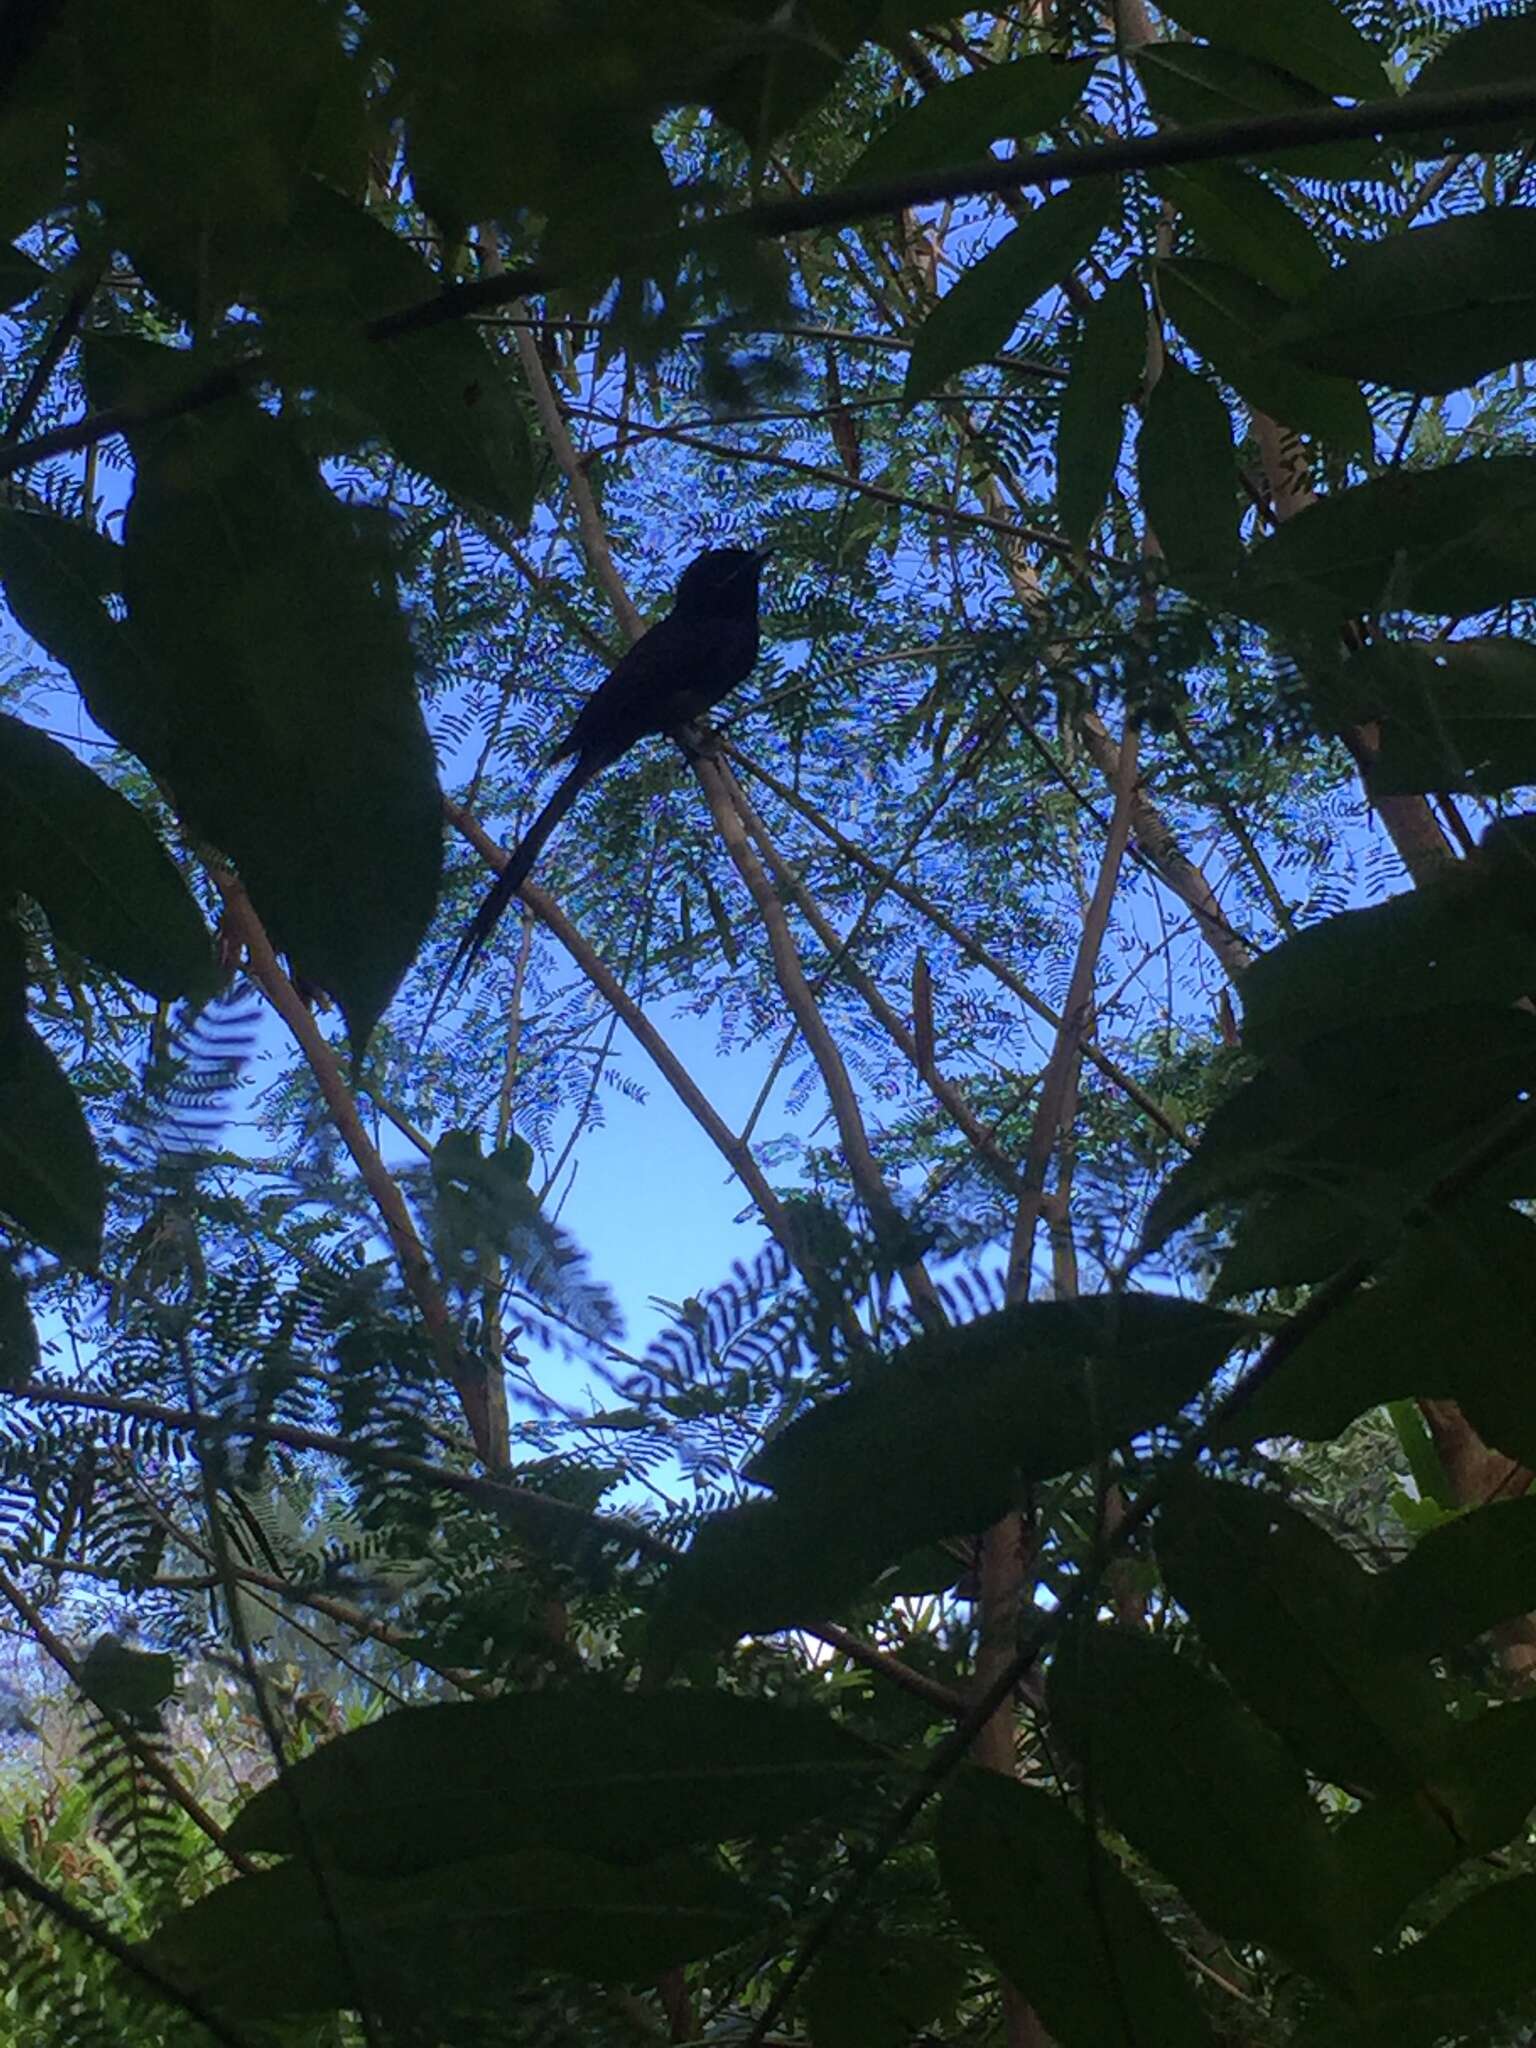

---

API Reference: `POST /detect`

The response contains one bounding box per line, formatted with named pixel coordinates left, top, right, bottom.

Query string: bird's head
left=672, top=545, right=771, bottom=617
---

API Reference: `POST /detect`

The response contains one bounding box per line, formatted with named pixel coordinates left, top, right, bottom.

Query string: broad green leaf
left=1137, top=359, right=1239, bottom=574
left=146, top=1848, right=756, bottom=2019
left=254, top=176, right=534, bottom=523
left=1158, top=259, right=1371, bottom=449
left=1156, top=1476, right=1451, bottom=1794
left=904, top=181, right=1116, bottom=402
left=750, top=1294, right=1247, bottom=1524
left=847, top=56, right=1094, bottom=185
left=1143, top=1006, right=1536, bottom=1273
left=1406, top=9, right=1536, bottom=153
left=78, top=1640, right=176, bottom=1726
left=1135, top=43, right=1378, bottom=179
left=228, top=1686, right=887, bottom=1874
left=1274, top=209, right=1536, bottom=395
left=0, top=55, right=68, bottom=243
left=1048, top=1623, right=1363, bottom=1987
left=1235, top=456, right=1536, bottom=625
left=805, top=1931, right=966, bottom=2048
left=1149, top=161, right=1330, bottom=299
left=1154, top=0, right=1389, bottom=101
left=937, top=1770, right=1217, bottom=2048
left=1315, top=637, right=1536, bottom=795
left=652, top=1493, right=893, bottom=1648
left=1374, top=1498, right=1536, bottom=1658
left=1357, top=1874, right=1536, bottom=2048
left=0, top=1256, right=38, bottom=1388
left=1234, top=1206, right=1536, bottom=1473
left=71, top=0, right=369, bottom=321
left=1238, top=855, right=1536, bottom=1055
left=0, top=714, right=215, bottom=1001
left=1333, top=1702, right=1536, bottom=1944
left=1057, top=272, right=1145, bottom=546
left=0, top=923, right=104, bottom=1269
left=99, top=382, right=441, bottom=1051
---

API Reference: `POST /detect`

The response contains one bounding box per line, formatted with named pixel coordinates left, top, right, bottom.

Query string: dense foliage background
left=3, top=0, right=1536, bottom=2041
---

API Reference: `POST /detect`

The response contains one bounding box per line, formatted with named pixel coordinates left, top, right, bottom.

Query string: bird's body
left=425, top=546, right=768, bottom=1031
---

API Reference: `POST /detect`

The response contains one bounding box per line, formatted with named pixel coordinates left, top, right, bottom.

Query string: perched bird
left=427, top=544, right=769, bottom=1028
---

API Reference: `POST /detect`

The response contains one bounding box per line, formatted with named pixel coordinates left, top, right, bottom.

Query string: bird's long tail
left=419, top=753, right=599, bottom=1041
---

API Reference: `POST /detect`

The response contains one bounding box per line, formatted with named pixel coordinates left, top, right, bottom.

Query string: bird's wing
left=556, top=611, right=755, bottom=758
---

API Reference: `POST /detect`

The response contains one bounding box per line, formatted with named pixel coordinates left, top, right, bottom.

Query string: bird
left=425, top=544, right=770, bottom=1033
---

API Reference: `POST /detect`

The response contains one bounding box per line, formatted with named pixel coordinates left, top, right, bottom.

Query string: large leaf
left=1406, top=9, right=1536, bottom=153
left=1157, top=259, right=1371, bottom=449
left=1237, top=855, right=1536, bottom=1056
left=146, top=1848, right=756, bottom=2020
left=937, top=1770, right=1217, bottom=2048
left=1235, top=456, right=1536, bottom=625
left=1143, top=1005, right=1536, bottom=1276
left=1373, top=1498, right=1536, bottom=1659
left=87, top=374, right=441, bottom=1049
left=847, top=56, right=1094, bottom=185
left=1332, top=1702, right=1536, bottom=1945
left=228, top=1686, right=887, bottom=1874
left=1156, top=1476, right=1451, bottom=1795
left=1048, top=1623, right=1363, bottom=1987
left=751, top=1294, right=1248, bottom=1527
left=1350, top=1874, right=1536, bottom=2048
left=0, top=1255, right=38, bottom=1388
left=0, top=713, right=215, bottom=1000
left=0, top=923, right=104, bottom=1269
left=1138, top=358, right=1239, bottom=574
left=1135, top=42, right=1378, bottom=180
left=1274, top=209, right=1536, bottom=395
left=1153, top=0, right=1389, bottom=100
left=904, top=181, right=1116, bottom=402
left=805, top=1931, right=966, bottom=2048
left=1057, top=272, right=1145, bottom=546
left=1314, top=637, right=1536, bottom=795
left=652, top=1493, right=890, bottom=1648
left=254, top=176, right=534, bottom=522
left=1149, top=161, right=1330, bottom=299
left=1234, top=1205, right=1536, bottom=1473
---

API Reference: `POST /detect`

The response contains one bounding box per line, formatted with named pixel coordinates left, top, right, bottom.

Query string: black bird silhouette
left=426, top=545, right=769, bottom=1029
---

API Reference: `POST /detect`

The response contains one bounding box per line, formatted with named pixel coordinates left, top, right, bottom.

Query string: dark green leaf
left=0, top=713, right=215, bottom=1000
left=1158, top=259, right=1371, bottom=449
left=0, top=1256, right=38, bottom=1388
left=1360, top=1874, right=1536, bottom=2048
left=0, top=929, right=104, bottom=1269
left=97, top=382, right=440, bottom=1050
left=1154, top=0, right=1388, bottom=100
left=1235, top=456, right=1536, bottom=625
left=1057, top=272, right=1145, bottom=546
left=937, top=1769, right=1217, bottom=2048
left=1406, top=10, right=1536, bottom=153
left=78, top=1640, right=176, bottom=1726
left=751, top=1294, right=1247, bottom=1525
left=1234, top=1205, right=1536, bottom=1473
left=1048, top=1623, right=1363, bottom=1986
left=1238, top=859, right=1536, bottom=1056
left=1144, top=1006, right=1536, bottom=1274
left=847, top=57, right=1094, bottom=185
left=1374, top=1498, right=1536, bottom=1658
left=1136, top=43, right=1378, bottom=179
left=147, top=1849, right=756, bottom=2018
left=805, top=1931, right=966, bottom=2048
left=1316, top=637, right=1536, bottom=795
left=1274, top=209, right=1536, bottom=395
left=1156, top=1476, right=1450, bottom=1794
left=652, top=1493, right=892, bottom=1648
left=904, top=181, right=1116, bottom=403
left=1333, top=1702, right=1536, bottom=1944
left=228, top=1686, right=887, bottom=1874
left=255, top=176, right=533, bottom=522
left=1138, top=359, right=1239, bottom=574
left=1149, top=162, right=1330, bottom=299
left=0, top=44, right=68, bottom=243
